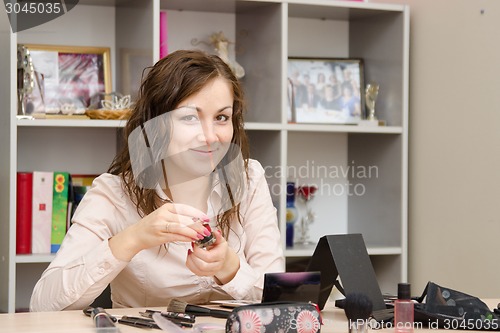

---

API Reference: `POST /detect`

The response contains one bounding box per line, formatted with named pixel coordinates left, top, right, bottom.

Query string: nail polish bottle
left=394, top=283, right=414, bottom=333
left=195, top=224, right=215, bottom=248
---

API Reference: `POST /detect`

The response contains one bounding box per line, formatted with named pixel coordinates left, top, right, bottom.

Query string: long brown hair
left=108, top=50, right=250, bottom=237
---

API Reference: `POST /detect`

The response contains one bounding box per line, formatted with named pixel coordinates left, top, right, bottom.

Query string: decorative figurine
left=192, top=31, right=245, bottom=79
left=365, top=82, right=379, bottom=121
left=101, top=94, right=131, bottom=110
left=17, top=45, right=35, bottom=116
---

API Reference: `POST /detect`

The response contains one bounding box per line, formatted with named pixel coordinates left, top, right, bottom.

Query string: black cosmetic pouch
left=414, top=281, right=500, bottom=330
left=225, top=302, right=322, bottom=333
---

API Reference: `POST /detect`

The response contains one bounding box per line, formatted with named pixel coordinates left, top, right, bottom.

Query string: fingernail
left=188, top=249, right=193, bottom=255
left=197, top=233, right=205, bottom=240
left=203, top=228, right=211, bottom=236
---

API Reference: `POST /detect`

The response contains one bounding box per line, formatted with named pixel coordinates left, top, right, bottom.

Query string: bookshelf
left=0, top=0, right=409, bottom=312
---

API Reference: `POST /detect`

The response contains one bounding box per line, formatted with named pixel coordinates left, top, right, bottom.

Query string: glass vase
left=295, top=185, right=318, bottom=245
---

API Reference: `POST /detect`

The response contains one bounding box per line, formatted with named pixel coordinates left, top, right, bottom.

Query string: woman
left=30, top=50, right=285, bottom=311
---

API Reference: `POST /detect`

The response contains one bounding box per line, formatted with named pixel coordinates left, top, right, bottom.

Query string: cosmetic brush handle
left=207, top=308, right=231, bottom=319
left=185, top=304, right=231, bottom=319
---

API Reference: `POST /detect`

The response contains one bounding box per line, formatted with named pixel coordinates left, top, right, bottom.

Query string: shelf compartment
left=17, top=127, right=118, bottom=174
left=287, top=2, right=407, bottom=128
left=347, top=133, right=404, bottom=249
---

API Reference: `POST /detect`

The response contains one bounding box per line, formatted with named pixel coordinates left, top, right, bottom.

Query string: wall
left=371, top=0, right=500, bottom=297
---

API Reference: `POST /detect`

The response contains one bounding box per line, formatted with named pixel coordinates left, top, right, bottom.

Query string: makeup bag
left=413, top=281, right=500, bottom=331
left=225, top=302, right=322, bottom=333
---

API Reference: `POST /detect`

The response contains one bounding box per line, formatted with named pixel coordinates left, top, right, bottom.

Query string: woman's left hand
left=186, top=229, right=240, bottom=284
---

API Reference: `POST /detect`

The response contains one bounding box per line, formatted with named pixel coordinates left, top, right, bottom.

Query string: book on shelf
left=16, top=171, right=99, bottom=255
left=32, top=171, right=54, bottom=254
left=51, top=172, right=70, bottom=253
left=69, top=184, right=91, bottom=227
left=71, top=174, right=98, bottom=187
left=16, top=172, right=33, bottom=254
left=66, top=174, right=74, bottom=231
left=68, top=174, right=98, bottom=228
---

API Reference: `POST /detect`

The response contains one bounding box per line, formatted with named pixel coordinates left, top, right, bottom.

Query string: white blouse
left=30, top=159, right=285, bottom=311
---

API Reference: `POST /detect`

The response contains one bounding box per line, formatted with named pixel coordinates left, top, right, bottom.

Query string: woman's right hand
left=109, top=203, right=211, bottom=261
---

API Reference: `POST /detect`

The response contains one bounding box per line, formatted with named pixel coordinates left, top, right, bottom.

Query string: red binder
left=16, top=172, right=33, bottom=254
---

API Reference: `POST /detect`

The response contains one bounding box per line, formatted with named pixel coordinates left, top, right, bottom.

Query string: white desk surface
left=1, top=303, right=339, bottom=333
left=0, top=300, right=498, bottom=333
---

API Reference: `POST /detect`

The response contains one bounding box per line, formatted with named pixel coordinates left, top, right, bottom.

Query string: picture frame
left=121, top=47, right=152, bottom=101
left=287, top=57, right=365, bottom=125
left=21, top=44, right=111, bottom=115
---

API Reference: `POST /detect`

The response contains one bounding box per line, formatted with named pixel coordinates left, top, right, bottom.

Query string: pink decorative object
left=160, top=11, right=168, bottom=59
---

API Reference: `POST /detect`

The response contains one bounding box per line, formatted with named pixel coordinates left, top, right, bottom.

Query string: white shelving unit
left=0, top=0, right=409, bottom=313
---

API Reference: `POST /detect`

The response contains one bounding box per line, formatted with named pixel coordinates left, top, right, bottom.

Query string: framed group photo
left=287, top=57, right=365, bottom=125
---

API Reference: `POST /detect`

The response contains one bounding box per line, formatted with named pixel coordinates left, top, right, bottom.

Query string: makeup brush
left=344, top=292, right=373, bottom=333
left=167, top=299, right=231, bottom=319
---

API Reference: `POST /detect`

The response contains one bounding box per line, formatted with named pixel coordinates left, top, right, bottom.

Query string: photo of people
left=288, top=58, right=365, bottom=124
